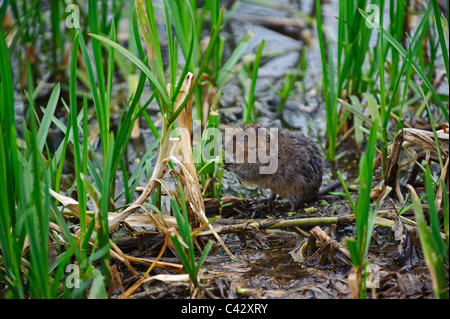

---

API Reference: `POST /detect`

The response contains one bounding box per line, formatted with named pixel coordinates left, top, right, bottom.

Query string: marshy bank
left=0, top=0, right=448, bottom=300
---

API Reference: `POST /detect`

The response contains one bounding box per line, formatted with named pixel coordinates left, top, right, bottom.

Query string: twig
left=120, top=233, right=170, bottom=299
left=197, top=215, right=355, bottom=236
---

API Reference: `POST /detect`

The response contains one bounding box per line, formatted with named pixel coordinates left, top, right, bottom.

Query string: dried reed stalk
left=384, top=127, right=449, bottom=204
left=108, top=136, right=178, bottom=234
left=170, top=73, right=236, bottom=260
left=49, top=189, right=138, bottom=275
left=435, top=157, right=449, bottom=209
left=401, top=128, right=448, bottom=157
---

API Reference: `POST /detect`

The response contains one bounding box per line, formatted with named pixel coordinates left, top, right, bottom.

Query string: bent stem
left=108, top=130, right=177, bottom=233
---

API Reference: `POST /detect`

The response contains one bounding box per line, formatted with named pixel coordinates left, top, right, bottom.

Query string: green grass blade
left=69, top=32, right=88, bottom=244
left=244, top=39, right=264, bottom=124
left=338, top=98, right=374, bottom=127
left=337, top=171, right=356, bottom=213
left=132, top=5, right=146, bottom=61
left=170, top=231, right=195, bottom=282
left=25, top=106, right=51, bottom=298
left=409, top=184, right=449, bottom=298
left=165, top=0, right=197, bottom=71
left=425, top=166, right=448, bottom=259
left=363, top=93, right=380, bottom=129
left=36, top=84, right=60, bottom=152
left=105, top=21, right=116, bottom=138
left=431, top=0, right=449, bottom=85
left=441, top=179, right=449, bottom=252
left=136, top=0, right=166, bottom=92
left=88, top=0, right=106, bottom=113
left=217, top=31, right=252, bottom=86
left=88, top=33, right=170, bottom=107
left=195, top=240, right=213, bottom=273
left=0, top=29, right=24, bottom=299
left=358, top=8, right=449, bottom=122
left=168, top=7, right=225, bottom=125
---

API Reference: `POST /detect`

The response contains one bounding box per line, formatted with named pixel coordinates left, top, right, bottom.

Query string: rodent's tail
left=318, top=180, right=342, bottom=196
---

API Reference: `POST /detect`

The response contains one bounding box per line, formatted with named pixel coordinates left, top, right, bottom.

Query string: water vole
left=223, top=124, right=324, bottom=211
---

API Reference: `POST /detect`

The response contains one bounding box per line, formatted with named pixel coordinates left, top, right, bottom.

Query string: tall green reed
left=332, top=1, right=449, bottom=299
left=91, top=0, right=238, bottom=265
left=46, top=1, right=151, bottom=294
left=170, top=185, right=213, bottom=292
left=243, top=39, right=265, bottom=125
left=65, top=5, right=115, bottom=285
left=408, top=166, right=448, bottom=299
left=317, top=0, right=449, bottom=169
left=346, top=119, right=392, bottom=299
left=274, top=56, right=304, bottom=114
left=315, top=0, right=340, bottom=163
left=1, top=30, right=26, bottom=298
left=1, top=30, right=88, bottom=298
left=165, top=0, right=251, bottom=124
left=194, top=109, right=224, bottom=199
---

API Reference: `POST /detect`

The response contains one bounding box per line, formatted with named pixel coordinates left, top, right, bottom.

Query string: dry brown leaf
left=49, top=188, right=80, bottom=216
left=108, top=136, right=179, bottom=234
left=392, top=213, right=407, bottom=256
left=435, top=157, right=449, bottom=209
left=402, top=128, right=449, bottom=158
left=128, top=74, right=141, bottom=139
left=202, top=85, right=217, bottom=127
left=308, top=226, right=352, bottom=266
left=107, top=212, right=177, bottom=229
left=348, top=266, right=362, bottom=299
left=49, top=189, right=138, bottom=275
left=142, top=274, right=191, bottom=284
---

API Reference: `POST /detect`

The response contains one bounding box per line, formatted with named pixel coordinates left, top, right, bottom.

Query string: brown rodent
left=223, top=123, right=324, bottom=211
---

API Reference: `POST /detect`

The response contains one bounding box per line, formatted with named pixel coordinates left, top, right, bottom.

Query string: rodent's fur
left=224, top=124, right=324, bottom=210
